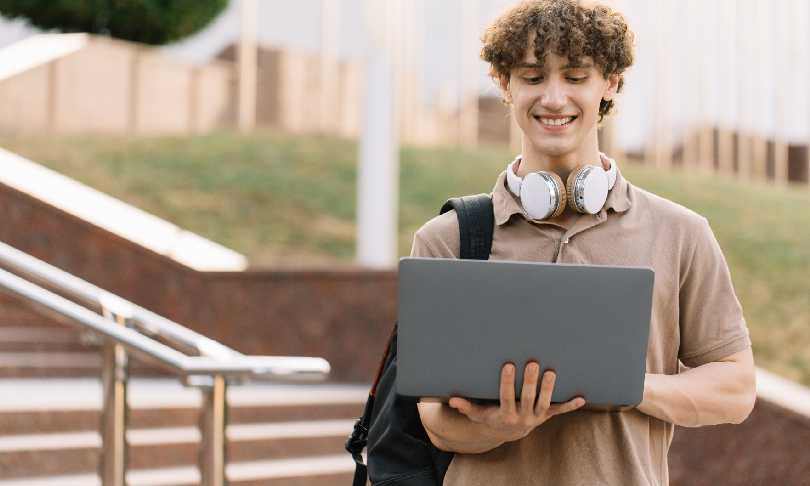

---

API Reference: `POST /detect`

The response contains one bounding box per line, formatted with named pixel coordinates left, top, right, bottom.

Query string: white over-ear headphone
left=505, top=153, right=618, bottom=220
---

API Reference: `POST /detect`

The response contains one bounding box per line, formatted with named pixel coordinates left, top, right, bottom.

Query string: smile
left=533, top=115, right=578, bottom=126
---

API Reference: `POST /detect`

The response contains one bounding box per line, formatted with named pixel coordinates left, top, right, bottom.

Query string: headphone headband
left=505, top=156, right=524, bottom=197
left=601, top=153, right=617, bottom=190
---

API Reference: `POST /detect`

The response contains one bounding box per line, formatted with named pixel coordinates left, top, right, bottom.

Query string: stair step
left=0, top=401, right=364, bottom=434
left=0, top=379, right=366, bottom=432
left=0, top=420, right=355, bottom=451
left=0, top=300, right=63, bottom=327
left=0, top=352, right=183, bottom=378
left=0, top=351, right=100, bottom=368
left=0, top=326, right=97, bottom=343
left=0, top=420, right=355, bottom=477
left=0, top=379, right=367, bottom=478
left=0, top=454, right=355, bottom=486
left=0, top=378, right=368, bottom=412
left=0, top=327, right=100, bottom=352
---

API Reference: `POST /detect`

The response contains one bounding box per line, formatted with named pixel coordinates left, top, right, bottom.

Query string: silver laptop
left=397, top=257, right=654, bottom=407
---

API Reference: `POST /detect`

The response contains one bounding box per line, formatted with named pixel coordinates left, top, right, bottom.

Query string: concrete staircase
left=0, top=323, right=101, bottom=378
left=0, top=295, right=101, bottom=378
left=0, top=378, right=367, bottom=485
left=0, top=296, right=169, bottom=379
left=0, top=266, right=370, bottom=484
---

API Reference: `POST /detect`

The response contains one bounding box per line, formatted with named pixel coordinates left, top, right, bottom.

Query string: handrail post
left=99, top=308, right=130, bottom=486
left=199, top=374, right=228, bottom=486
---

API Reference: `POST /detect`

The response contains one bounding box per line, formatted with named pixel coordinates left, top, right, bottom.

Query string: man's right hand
left=448, top=362, right=586, bottom=444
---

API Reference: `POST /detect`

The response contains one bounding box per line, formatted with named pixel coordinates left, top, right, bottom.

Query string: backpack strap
left=346, top=193, right=494, bottom=486
left=346, top=323, right=397, bottom=485
left=440, top=193, right=494, bottom=260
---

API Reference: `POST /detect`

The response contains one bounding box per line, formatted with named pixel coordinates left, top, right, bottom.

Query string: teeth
left=538, top=116, right=575, bottom=126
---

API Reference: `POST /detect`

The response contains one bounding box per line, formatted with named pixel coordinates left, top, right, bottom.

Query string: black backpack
left=346, top=194, right=495, bottom=486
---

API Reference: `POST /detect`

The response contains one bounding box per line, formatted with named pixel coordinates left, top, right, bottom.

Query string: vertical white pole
left=682, top=0, right=700, bottom=167
left=800, top=0, right=810, bottom=187
left=642, top=0, right=657, bottom=166
left=391, top=0, right=410, bottom=144
left=717, top=0, right=737, bottom=175
left=772, top=1, right=786, bottom=184
left=320, top=0, right=340, bottom=134
left=697, top=0, right=717, bottom=171
left=736, top=0, right=754, bottom=180
left=410, top=0, right=427, bottom=145
left=460, top=0, right=479, bottom=146
left=238, top=0, right=257, bottom=132
left=395, top=0, right=410, bottom=143
left=357, top=0, right=399, bottom=267
left=750, top=0, right=770, bottom=181
left=650, top=0, right=672, bottom=168
left=772, top=0, right=792, bottom=185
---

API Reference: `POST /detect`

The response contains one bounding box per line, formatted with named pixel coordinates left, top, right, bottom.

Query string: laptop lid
left=396, top=257, right=654, bottom=407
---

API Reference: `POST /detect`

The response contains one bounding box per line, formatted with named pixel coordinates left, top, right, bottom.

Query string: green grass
left=1, top=130, right=809, bottom=385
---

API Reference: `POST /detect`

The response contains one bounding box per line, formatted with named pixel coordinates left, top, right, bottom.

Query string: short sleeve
left=678, top=217, right=751, bottom=367
left=408, top=210, right=461, bottom=259
left=410, top=229, right=439, bottom=257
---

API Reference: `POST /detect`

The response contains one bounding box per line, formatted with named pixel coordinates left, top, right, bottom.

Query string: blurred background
left=0, top=1, right=807, bottom=485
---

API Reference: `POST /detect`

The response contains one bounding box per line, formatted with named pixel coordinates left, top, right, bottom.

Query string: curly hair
left=481, top=0, right=635, bottom=121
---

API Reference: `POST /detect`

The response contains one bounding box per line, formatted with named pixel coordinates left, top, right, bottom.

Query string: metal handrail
left=0, top=242, right=332, bottom=486
left=0, top=267, right=330, bottom=379
left=0, top=241, right=238, bottom=359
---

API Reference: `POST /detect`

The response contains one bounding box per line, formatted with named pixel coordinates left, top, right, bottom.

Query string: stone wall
left=669, top=399, right=810, bottom=485
left=0, top=181, right=394, bottom=382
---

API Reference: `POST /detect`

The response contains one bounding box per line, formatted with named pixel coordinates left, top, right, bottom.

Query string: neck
left=515, top=128, right=602, bottom=180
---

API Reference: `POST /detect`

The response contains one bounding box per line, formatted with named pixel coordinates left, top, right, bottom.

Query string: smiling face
left=503, top=46, right=619, bottom=168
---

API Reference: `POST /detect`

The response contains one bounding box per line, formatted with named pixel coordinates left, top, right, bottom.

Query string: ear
left=602, top=73, right=620, bottom=101
left=498, top=74, right=512, bottom=103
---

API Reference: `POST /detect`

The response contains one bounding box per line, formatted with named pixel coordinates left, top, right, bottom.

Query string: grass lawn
left=1, top=130, right=809, bottom=385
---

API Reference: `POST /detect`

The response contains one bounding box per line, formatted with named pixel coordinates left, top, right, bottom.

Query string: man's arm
left=637, top=347, right=756, bottom=427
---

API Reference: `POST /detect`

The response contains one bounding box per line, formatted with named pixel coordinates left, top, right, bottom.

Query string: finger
left=548, top=397, right=586, bottom=417
left=534, top=370, right=557, bottom=415
left=448, top=397, right=487, bottom=423
left=499, top=363, right=517, bottom=414
left=520, top=362, right=540, bottom=415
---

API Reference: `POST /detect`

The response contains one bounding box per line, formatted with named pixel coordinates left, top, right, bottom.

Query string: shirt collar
left=491, top=160, right=632, bottom=226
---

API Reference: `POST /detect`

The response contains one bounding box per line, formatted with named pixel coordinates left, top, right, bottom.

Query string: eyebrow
left=515, top=62, right=594, bottom=69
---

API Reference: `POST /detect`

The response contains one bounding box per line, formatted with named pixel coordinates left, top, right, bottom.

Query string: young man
left=411, top=1, right=756, bottom=484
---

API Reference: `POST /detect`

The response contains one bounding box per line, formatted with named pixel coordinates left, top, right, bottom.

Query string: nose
left=540, top=79, right=567, bottom=112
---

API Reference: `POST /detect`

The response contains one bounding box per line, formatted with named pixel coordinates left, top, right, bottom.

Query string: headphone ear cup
left=521, top=171, right=566, bottom=220
left=568, top=165, right=609, bottom=214
left=566, top=167, right=586, bottom=213
left=548, top=172, right=567, bottom=218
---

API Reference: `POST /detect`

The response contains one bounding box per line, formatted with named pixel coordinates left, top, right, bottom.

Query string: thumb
left=448, top=397, right=466, bottom=410
left=449, top=397, right=484, bottom=422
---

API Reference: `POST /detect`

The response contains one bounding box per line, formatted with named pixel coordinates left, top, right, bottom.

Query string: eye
left=524, top=76, right=543, bottom=84
left=567, top=76, right=587, bottom=83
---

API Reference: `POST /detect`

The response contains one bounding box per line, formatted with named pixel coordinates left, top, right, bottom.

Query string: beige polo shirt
left=410, top=166, right=751, bottom=486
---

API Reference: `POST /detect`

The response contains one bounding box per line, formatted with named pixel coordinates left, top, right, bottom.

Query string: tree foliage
left=0, top=0, right=229, bottom=45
